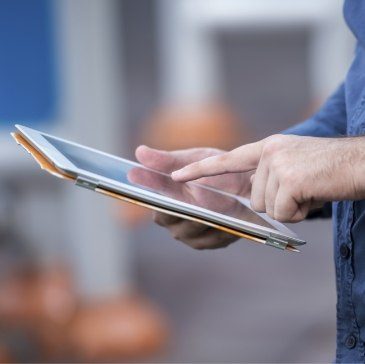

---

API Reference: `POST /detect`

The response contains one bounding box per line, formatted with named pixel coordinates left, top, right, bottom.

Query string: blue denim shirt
left=285, top=1, right=365, bottom=361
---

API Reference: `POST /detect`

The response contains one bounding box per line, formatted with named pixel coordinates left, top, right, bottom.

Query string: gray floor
left=133, top=217, right=336, bottom=363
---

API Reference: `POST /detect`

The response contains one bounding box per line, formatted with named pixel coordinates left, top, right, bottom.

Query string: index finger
left=171, top=141, right=263, bottom=182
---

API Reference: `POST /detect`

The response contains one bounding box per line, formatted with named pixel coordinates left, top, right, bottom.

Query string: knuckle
left=206, top=148, right=224, bottom=157
left=172, top=232, right=180, bottom=240
left=153, top=212, right=177, bottom=227
left=154, top=212, right=181, bottom=227
left=171, top=228, right=181, bottom=240
left=271, top=153, right=286, bottom=171
left=153, top=212, right=165, bottom=226
left=263, top=135, right=286, bottom=156
left=281, top=169, right=298, bottom=187
left=267, top=134, right=286, bottom=144
left=216, top=153, right=229, bottom=164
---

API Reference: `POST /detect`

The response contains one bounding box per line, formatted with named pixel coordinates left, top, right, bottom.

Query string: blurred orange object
left=68, top=295, right=169, bottom=362
left=120, top=103, right=250, bottom=225
left=0, top=265, right=76, bottom=361
left=0, top=265, right=169, bottom=362
left=143, top=103, right=245, bottom=150
left=0, top=265, right=76, bottom=327
left=0, top=344, right=14, bottom=363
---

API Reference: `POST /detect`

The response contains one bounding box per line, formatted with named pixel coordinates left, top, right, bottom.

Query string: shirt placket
left=336, top=201, right=364, bottom=362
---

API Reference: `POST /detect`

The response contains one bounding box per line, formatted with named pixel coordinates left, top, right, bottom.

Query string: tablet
left=12, top=124, right=306, bottom=252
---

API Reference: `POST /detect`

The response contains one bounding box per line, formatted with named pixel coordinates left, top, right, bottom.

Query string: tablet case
left=11, top=132, right=298, bottom=252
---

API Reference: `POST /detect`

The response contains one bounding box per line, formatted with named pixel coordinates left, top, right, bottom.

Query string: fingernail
left=171, top=170, right=183, bottom=180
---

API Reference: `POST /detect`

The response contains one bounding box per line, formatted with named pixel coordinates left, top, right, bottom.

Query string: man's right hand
left=135, top=145, right=252, bottom=250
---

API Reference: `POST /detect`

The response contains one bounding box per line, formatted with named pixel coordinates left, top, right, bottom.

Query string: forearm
left=344, top=136, right=365, bottom=200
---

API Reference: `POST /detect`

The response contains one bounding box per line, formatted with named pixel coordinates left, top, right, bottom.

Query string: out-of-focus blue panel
left=0, top=0, right=57, bottom=128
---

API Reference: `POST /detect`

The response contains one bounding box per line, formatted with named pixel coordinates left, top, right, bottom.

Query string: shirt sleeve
left=282, top=83, right=346, bottom=137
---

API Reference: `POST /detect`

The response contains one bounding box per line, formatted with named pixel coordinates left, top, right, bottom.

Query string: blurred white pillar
left=55, top=0, right=130, bottom=298
left=309, top=2, right=354, bottom=99
left=158, top=0, right=353, bottom=106
left=157, top=0, right=219, bottom=105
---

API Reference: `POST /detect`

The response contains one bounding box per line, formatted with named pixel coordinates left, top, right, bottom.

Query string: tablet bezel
left=15, top=124, right=305, bottom=247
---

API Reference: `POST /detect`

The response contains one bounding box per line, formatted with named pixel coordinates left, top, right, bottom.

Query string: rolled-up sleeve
left=283, top=83, right=346, bottom=137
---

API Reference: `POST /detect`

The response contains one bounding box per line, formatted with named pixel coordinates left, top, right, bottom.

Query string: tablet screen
left=43, top=135, right=285, bottom=232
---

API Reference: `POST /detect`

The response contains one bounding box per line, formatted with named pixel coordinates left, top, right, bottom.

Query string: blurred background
left=0, top=0, right=355, bottom=362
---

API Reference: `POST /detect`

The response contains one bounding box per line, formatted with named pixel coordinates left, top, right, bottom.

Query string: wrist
left=347, top=137, right=365, bottom=199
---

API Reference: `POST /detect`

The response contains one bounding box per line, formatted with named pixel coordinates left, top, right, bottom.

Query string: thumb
left=135, top=145, right=222, bottom=173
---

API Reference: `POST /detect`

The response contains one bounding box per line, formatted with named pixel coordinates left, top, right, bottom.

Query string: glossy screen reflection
left=44, top=135, right=275, bottom=230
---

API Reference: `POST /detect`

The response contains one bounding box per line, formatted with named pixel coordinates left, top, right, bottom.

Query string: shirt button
left=340, top=244, right=350, bottom=259
left=345, top=334, right=357, bottom=349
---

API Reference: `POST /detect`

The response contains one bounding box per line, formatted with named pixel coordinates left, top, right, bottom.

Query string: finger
left=135, top=145, right=175, bottom=172
left=169, top=220, right=210, bottom=240
left=135, top=145, right=221, bottom=173
left=183, top=228, right=237, bottom=250
left=264, top=172, right=279, bottom=218
left=152, top=211, right=182, bottom=227
left=250, top=159, right=269, bottom=213
left=273, top=188, right=310, bottom=222
left=171, top=141, right=263, bottom=182
left=250, top=173, right=255, bottom=184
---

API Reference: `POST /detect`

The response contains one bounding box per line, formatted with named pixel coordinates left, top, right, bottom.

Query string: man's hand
left=171, top=135, right=365, bottom=223
left=135, top=145, right=252, bottom=249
